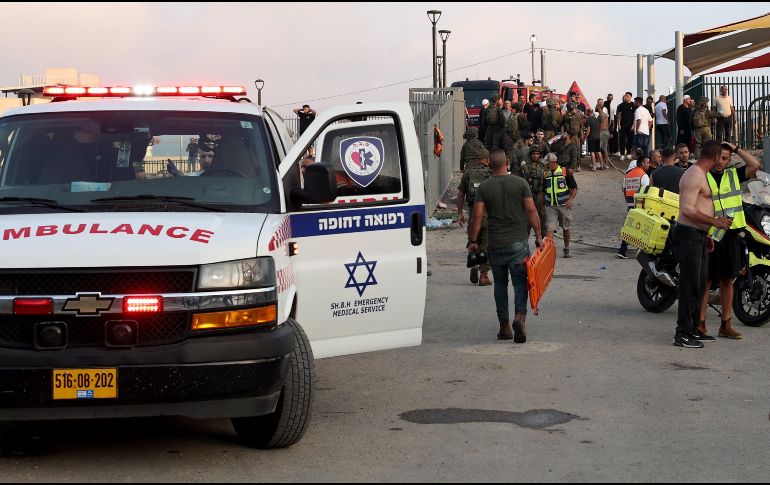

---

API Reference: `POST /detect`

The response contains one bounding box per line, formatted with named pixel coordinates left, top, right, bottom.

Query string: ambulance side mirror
left=291, top=162, right=337, bottom=205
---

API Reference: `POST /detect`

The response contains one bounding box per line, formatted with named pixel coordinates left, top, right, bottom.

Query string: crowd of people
left=457, top=85, right=765, bottom=348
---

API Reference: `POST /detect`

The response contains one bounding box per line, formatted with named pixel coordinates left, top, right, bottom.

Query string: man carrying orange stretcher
left=468, top=149, right=544, bottom=343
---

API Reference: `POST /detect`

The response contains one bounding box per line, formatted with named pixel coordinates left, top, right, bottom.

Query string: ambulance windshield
left=0, top=111, right=278, bottom=213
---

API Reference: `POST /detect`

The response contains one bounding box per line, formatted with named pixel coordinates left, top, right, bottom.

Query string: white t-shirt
left=634, top=106, right=652, bottom=135
left=715, top=95, right=733, bottom=117
left=654, top=101, right=668, bottom=124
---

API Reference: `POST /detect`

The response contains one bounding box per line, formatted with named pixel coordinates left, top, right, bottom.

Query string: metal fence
left=665, top=75, right=770, bottom=149
left=408, top=88, right=466, bottom=215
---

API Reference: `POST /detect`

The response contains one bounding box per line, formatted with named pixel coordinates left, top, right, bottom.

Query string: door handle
left=410, top=211, right=423, bottom=246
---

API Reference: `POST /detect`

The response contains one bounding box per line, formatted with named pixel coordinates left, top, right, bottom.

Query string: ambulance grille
left=0, top=313, right=189, bottom=349
left=0, top=269, right=196, bottom=295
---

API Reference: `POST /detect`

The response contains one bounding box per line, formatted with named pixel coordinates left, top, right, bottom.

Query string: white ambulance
left=0, top=85, right=427, bottom=448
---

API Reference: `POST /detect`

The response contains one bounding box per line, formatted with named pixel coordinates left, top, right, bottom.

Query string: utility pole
left=530, top=34, right=537, bottom=86
left=427, top=10, right=442, bottom=89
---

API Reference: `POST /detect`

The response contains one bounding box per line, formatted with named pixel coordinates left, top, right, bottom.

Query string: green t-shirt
left=475, top=174, right=533, bottom=247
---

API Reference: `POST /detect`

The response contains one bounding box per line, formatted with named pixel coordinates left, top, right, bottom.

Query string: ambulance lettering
left=330, top=252, right=390, bottom=318
left=1, top=223, right=214, bottom=243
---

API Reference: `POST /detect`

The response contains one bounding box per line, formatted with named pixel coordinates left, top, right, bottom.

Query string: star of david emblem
left=344, top=252, right=378, bottom=297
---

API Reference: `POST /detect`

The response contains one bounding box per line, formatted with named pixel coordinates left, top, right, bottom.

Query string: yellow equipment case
left=620, top=208, right=671, bottom=255
left=633, top=186, right=680, bottom=222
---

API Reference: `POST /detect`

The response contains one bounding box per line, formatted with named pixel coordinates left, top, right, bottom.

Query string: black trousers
left=618, top=126, right=634, bottom=155
left=655, top=124, right=671, bottom=149
left=671, top=224, right=709, bottom=336
left=716, top=116, right=732, bottom=143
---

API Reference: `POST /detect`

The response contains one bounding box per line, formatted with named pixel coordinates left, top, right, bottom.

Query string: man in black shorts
left=698, top=142, right=760, bottom=340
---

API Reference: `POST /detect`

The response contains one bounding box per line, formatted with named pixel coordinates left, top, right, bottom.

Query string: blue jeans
left=489, top=241, right=530, bottom=322
left=634, top=133, right=649, bottom=158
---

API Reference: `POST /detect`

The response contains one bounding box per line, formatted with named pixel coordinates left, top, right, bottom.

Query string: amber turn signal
left=191, top=305, right=277, bottom=331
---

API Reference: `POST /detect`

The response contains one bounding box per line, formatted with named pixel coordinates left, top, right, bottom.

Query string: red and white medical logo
left=340, top=137, right=385, bottom=187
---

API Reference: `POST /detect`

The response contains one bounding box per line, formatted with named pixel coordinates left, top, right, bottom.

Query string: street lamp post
left=427, top=10, right=442, bottom=89
left=439, top=29, right=451, bottom=88
left=254, top=79, right=264, bottom=105
left=530, top=34, right=537, bottom=86
left=436, top=56, right=443, bottom=88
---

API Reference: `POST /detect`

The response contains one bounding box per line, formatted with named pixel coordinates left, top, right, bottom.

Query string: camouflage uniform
left=483, top=95, right=506, bottom=151
left=563, top=104, right=585, bottom=149
left=460, top=161, right=492, bottom=273
left=557, top=137, right=580, bottom=170
left=508, top=140, right=531, bottom=176
left=503, top=110, right=521, bottom=156
left=519, top=145, right=547, bottom=233
left=692, top=97, right=715, bottom=158
left=459, top=127, right=486, bottom=172
left=541, top=99, right=562, bottom=141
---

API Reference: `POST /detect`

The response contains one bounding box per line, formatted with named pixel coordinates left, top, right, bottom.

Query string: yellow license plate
left=52, top=368, right=117, bottom=400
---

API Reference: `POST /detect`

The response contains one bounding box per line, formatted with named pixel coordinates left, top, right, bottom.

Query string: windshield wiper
left=90, top=195, right=225, bottom=212
left=0, top=197, right=85, bottom=212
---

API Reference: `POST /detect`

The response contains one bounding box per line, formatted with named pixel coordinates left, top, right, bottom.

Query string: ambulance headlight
left=198, top=257, right=276, bottom=290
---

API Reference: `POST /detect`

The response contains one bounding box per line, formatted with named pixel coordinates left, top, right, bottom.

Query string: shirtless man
left=672, top=139, right=732, bottom=348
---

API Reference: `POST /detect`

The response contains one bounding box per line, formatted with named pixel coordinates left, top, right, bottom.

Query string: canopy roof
left=658, top=12, right=770, bottom=74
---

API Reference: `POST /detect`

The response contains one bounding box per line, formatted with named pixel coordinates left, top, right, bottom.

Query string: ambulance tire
left=232, top=318, right=315, bottom=448
left=733, top=268, right=770, bottom=327
left=636, top=270, right=677, bottom=313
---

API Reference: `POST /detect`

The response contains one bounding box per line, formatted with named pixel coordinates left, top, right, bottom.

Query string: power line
left=270, top=48, right=531, bottom=108
left=270, top=46, right=640, bottom=108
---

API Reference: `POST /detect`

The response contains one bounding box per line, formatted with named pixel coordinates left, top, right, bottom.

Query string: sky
left=1, top=2, right=769, bottom=117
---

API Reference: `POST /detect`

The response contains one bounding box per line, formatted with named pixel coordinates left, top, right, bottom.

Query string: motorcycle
left=636, top=171, right=770, bottom=326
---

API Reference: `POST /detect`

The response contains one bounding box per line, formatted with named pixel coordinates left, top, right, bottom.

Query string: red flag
left=567, top=81, right=591, bottom=109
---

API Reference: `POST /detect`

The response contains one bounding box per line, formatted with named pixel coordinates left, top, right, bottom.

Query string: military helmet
left=490, top=94, right=500, bottom=103
left=546, top=98, right=556, bottom=107
left=528, top=145, right=543, bottom=157
left=463, top=127, right=478, bottom=139
left=566, top=102, right=576, bottom=110
left=697, top=96, right=709, bottom=106
left=477, top=148, right=490, bottom=160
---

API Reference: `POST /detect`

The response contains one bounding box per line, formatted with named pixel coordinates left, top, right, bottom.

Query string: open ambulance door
left=278, top=103, right=427, bottom=359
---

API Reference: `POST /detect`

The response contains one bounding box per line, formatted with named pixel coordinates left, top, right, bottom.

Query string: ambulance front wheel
left=232, top=318, right=315, bottom=448
left=636, top=270, right=677, bottom=313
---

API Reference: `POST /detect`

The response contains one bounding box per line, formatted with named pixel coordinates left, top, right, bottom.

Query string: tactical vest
left=707, top=168, right=746, bottom=241
left=521, top=161, right=545, bottom=194
left=545, top=167, right=570, bottom=207
left=466, top=165, right=491, bottom=205
left=542, top=108, right=559, bottom=131
left=693, top=108, right=709, bottom=129
left=623, top=167, right=646, bottom=208
left=485, top=107, right=501, bottom=126
left=566, top=112, right=583, bottom=136
left=506, top=114, right=520, bottom=138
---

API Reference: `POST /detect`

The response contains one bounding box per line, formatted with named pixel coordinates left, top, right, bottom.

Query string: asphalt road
left=2, top=168, right=770, bottom=482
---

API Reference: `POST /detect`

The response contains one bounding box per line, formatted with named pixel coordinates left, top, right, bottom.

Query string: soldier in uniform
left=562, top=102, right=585, bottom=171
left=457, top=148, right=492, bottom=286
left=557, top=133, right=580, bottom=175
left=503, top=103, right=521, bottom=157
left=520, top=144, right=547, bottom=236
left=541, top=98, right=562, bottom=143
left=509, top=132, right=535, bottom=176
left=534, top=128, right=551, bottom=157
left=459, top=127, right=485, bottom=172
left=692, top=96, right=716, bottom=158
left=484, top=95, right=506, bottom=151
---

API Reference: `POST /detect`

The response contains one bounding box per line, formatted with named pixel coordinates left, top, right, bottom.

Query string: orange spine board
left=525, top=238, right=556, bottom=315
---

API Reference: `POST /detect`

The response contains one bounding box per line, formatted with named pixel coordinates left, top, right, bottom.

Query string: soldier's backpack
left=466, top=165, right=490, bottom=202
left=485, top=106, right=500, bottom=126
left=566, top=112, right=584, bottom=136
left=506, top=113, right=520, bottom=137
left=693, top=109, right=708, bottom=129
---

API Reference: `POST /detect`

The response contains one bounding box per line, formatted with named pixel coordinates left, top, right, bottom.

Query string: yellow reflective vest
left=707, top=167, right=746, bottom=241
left=545, top=167, right=570, bottom=207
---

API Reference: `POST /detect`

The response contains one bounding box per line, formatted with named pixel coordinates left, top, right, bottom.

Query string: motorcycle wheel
left=733, top=266, right=770, bottom=327
left=637, top=269, right=677, bottom=313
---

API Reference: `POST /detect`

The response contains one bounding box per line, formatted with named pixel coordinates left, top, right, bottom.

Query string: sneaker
left=470, top=267, right=479, bottom=285
left=616, top=252, right=628, bottom=259
left=673, top=333, right=704, bottom=348
left=692, top=329, right=716, bottom=342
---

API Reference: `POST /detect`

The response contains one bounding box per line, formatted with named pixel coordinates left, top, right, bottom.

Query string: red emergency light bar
left=124, top=296, right=163, bottom=314
left=43, top=85, right=247, bottom=98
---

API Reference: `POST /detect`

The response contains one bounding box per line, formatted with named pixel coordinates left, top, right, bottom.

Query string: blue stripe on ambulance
left=290, top=205, right=425, bottom=237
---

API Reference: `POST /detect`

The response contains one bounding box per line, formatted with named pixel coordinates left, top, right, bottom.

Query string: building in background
left=1, top=67, right=100, bottom=115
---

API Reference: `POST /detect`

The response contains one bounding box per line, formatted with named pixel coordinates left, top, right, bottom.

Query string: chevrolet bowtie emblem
left=62, top=294, right=114, bottom=316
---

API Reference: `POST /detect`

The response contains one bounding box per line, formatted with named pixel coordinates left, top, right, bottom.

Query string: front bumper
left=0, top=321, right=295, bottom=421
